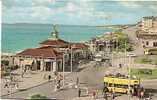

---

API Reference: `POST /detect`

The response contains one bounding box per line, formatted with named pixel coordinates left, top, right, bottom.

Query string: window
left=153, top=42, right=157, bottom=47
left=109, top=83, right=113, bottom=87
left=146, top=41, right=149, bottom=45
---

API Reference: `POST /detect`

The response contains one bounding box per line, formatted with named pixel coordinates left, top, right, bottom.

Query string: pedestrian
left=103, top=86, right=108, bottom=100
left=76, top=77, right=79, bottom=85
left=57, top=83, right=60, bottom=89
left=57, top=80, right=61, bottom=88
left=131, top=87, right=134, bottom=98
left=21, top=72, right=24, bottom=78
left=96, top=89, right=99, bottom=99
left=48, top=75, right=51, bottom=81
left=78, top=88, right=81, bottom=97
left=140, top=87, right=145, bottom=99
left=148, top=92, right=152, bottom=100
left=15, top=83, right=19, bottom=90
left=92, top=90, right=96, bottom=99
left=24, top=68, right=27, bottom=73
left=111, top=89, right=115, bottom=100
left=137, top=87, right=141, bottom=99
left=10, top=75, right=13, bottom=81
left=86, top=87, right=89, bottom=96
left=119, top=63, right=122, bottom=68
left=54, top=84, right=58, bottom=91
left=7, top=90, right=10, bottom=95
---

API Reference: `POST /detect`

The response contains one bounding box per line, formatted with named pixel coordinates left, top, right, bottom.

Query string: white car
left=127, top=53, right=137, bottom=57
left=94, top=54, right=102, bottom=62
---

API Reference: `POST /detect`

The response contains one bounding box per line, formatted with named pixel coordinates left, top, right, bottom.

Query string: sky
left=2, top=0, right=157, bottom=25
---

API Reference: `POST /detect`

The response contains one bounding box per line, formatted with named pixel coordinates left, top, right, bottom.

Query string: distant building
left=136, top=16, right=157, bottom=52
left=137, top=34, right=157, bottom=48
left=87, top=32, right=117, bottom=54
left=139, top=16, right=157, bottom=33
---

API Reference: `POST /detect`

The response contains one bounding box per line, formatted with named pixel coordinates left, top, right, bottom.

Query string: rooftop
left=16, top=46, right=63, bottom=59
left=40, top=39, right=69, bottom=48
left=137, top=33, right=157, bottom=40
left=71, top=43, right=89, bottom=49
left=143, top=16, right=157, bottom=20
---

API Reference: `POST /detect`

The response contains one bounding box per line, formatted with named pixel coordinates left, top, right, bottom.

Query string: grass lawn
left=134, top=55, right=157, bottom=65
left=130, top=68, right=157, bottom=79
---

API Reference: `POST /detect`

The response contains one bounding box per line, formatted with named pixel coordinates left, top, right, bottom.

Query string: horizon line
left=2, top=22, right=135, bottom=26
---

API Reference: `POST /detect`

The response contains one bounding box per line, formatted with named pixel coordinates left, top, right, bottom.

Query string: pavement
left=1, top=61, right=96, bottom=99
left=0, top=68, right=70, bottom=96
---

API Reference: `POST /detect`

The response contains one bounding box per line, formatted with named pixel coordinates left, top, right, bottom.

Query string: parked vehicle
left=144, top=48, right=157, bottom=55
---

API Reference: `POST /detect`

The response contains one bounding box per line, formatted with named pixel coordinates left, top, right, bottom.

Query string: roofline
left=15, top=55, right=61, bottom=59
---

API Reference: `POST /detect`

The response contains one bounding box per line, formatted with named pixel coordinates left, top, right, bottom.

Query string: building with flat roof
left=139, top=16, right=157, bottom=33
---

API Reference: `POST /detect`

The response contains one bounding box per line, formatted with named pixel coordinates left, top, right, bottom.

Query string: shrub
left=30, top=94, right=47, bottom=100
left=1, top=60, right=9, bottom=66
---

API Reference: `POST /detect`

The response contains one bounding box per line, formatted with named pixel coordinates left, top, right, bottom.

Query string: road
left=122, top=26, right=144, bottom=56
left=2, top=60, right=157, bottom=100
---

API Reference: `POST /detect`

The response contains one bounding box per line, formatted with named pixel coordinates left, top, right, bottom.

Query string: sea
left=2, top=24, right=115, bottom=53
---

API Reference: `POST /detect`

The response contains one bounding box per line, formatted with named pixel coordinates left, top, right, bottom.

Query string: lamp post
left=128, top=55, right=131, bottom=100
left=127, top=52, right=135, bottom=100
left=71, top=47, right=73, bottom=73
left=63, top=53, right=65, bottom=86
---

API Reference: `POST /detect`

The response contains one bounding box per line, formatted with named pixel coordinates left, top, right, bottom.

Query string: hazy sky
left=2, top=0, right=157, bottom=25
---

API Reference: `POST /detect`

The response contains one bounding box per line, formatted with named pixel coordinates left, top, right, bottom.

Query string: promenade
left=1, top=69, right=70, bottom=96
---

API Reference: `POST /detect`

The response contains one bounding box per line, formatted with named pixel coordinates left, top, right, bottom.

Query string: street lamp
left=127, top=52, right=136, bottom=100
left=62, top=53, right=65, bottom=86
left=70, top=46, right=73, bottom=73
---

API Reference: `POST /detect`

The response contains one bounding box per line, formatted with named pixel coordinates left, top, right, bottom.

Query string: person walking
left=96, top=89, right=99, bottom=99
left=131, top=87, right=134, bottom=98
left=76, top=77, right=79, bottom=85
left=111, top=89, right=115, bottom=100
left=137, top=87, right=141, bottom=100
left=48, top=75, right=51, bottom=81
left=92, top=90, right=96, bottom=99
left=140, top=87, right=145, bottom=99
left=78, top=88, right=81, bottom=97
left=103, top=86, right=108, bottom=100
left=15, top=83, right=19, bottom=90
left=75, top=77, right=79, bottom=88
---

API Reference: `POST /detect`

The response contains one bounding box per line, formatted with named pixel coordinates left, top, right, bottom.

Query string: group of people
left=102, top=86, right=115, bottom=100
left=131, top=86, right=145, bottom=99
left=4, top=78, right=19, bottom=95
left=54, top=73, right=63, bottom=91
left=77, top=87, right=115, bottom=100
left=102, top=86, right=145, bottom=100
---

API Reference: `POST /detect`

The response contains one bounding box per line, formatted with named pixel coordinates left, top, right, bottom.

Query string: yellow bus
left=144, top=48, right=157, bottom=55
left=104, top=76, right=140, bottom=94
